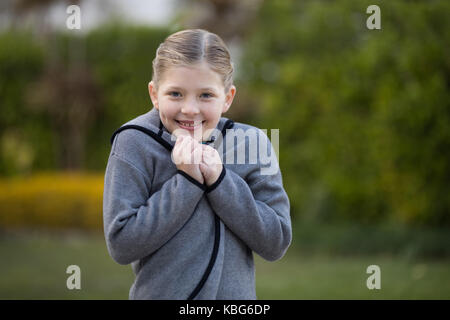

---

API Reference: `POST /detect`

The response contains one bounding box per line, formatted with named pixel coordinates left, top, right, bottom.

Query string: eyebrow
left=164, top=86, right=218, bottom=92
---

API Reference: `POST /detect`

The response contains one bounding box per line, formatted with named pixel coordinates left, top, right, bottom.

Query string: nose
left=181, top=100, right=200, bottom=116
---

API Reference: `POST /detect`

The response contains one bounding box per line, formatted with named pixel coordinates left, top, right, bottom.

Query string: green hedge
left=240, top=0, right=450, bottom=226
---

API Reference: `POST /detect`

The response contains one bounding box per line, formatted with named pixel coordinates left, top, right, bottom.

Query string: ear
left=148, top=81, right=159, bottom=110
left=222, top=85, right=236, bottom=114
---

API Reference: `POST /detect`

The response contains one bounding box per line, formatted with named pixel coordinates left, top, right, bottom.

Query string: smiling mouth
left=175, top=120, right=205, bottom=129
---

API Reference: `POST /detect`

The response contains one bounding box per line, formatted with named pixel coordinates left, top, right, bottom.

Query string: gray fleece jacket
left=103, top=107, right=291, bottom=300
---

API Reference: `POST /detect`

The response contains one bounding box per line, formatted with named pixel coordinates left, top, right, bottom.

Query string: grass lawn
left=0, top=230, right=449, bottom=299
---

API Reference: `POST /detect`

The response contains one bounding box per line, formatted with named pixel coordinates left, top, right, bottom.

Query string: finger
left=176, top=135, right=190, bottom=149
left=172, top=136, right=184, bottom=164
left=203, top=153, right=218, bottom=166
left=184, top=139, right=199, bottom=164
left=202, top=144, right=215, bottom=153
left=192, top=144, right=203, bottom=164
left=204, top=151, right=222, bottom=165
left=174, top=136, right=189, bottom=156
left=201, top=148, right=211, bottom=161
left=174, top=135, right=188, bottom=150
left=199, top=163, right=210, bottom=178
left=206, top=147, right=219, bottom=159
left=201, top=145, right=216, bottom=160
left=185, top=136, right=199, bottom=153
left=175, top=135, right=184, bottom=144
left=175, top=137, right=193, bottom=163
left=202, top=154, right=211, bottom=166
left=194, top=140, right=205, bottom=153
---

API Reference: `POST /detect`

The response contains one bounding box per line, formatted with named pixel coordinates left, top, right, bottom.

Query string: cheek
left=203, top=107, right=223, bottom=126
left=205, top=101, right=224, bottom=117
left=158, top=100, right=179, bottom=119
left=202, top=108, right=218, bottom=121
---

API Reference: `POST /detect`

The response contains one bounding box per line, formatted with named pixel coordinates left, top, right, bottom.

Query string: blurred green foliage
left=84, top=25, right=170, bottom=169
left=240, top=0, right=450, bottom=226
left=0, top=1, right=448, bottom=226
left=0, top=25, right=170, bottom=173
left=0, top=31, right=47, bottom=174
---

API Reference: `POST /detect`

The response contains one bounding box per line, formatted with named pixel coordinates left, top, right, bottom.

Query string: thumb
left=199, top=163, right=210, bottom=177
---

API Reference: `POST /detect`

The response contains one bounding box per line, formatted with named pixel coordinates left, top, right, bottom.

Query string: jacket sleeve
left=103, top=153, right=206, bottom=265
left=205, top=160, right=292, bottom=262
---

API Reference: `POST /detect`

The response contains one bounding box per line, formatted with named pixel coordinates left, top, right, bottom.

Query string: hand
left=172, top=135, right=204, bottom=184
left=199, top=144, right=223, bottom=187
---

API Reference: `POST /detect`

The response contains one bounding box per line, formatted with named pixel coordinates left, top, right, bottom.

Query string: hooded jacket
left=103, top=107, right=291, bottom=300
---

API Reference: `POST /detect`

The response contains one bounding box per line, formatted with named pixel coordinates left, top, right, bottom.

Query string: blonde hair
left=152, top=29, right=234, bottom=92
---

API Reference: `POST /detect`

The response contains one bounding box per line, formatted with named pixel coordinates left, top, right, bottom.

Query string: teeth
left=178, top=121, right=202, bottom=127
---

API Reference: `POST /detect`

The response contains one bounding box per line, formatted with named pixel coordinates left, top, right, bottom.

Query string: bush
left=0, top=25, right=170, bottom=174
left=0, top=173, right=103, bottom=230
left=241, top=0, right=450, bottom=226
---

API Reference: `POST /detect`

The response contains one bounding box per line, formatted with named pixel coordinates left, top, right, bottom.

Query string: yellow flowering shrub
left=0, top=172, right=104, bottom=231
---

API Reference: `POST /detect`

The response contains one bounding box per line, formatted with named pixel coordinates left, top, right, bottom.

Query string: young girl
left=103, top=29, right=291, bottom=300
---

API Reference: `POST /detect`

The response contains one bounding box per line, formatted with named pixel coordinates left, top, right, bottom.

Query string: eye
left=200, top=93, right=213, bottom=99
left=168, top=91, right=181, bottom=98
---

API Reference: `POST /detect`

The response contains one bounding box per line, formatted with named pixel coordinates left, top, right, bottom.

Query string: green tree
left=0, top=31, right=45, bottom=175
left=240, top=0, right=450, bottom=226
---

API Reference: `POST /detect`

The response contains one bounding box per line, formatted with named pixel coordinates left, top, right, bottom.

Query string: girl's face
left=148, top=62, right=236, bottom=142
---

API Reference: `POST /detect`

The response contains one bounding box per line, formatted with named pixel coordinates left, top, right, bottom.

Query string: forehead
left=159, top=62, right=224, bottom=91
